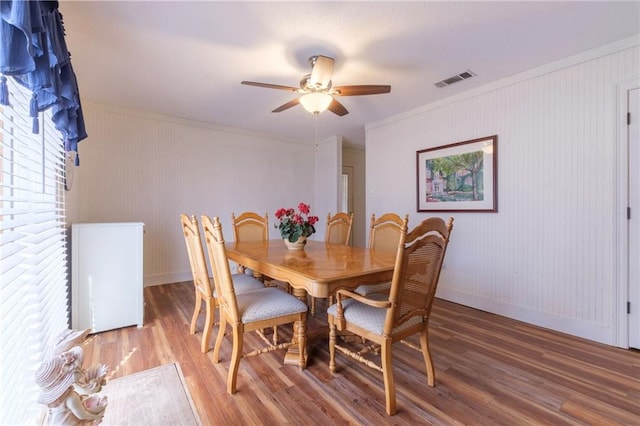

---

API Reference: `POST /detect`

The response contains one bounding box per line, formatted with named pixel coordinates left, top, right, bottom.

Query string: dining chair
left=180, top=214, right=264, bottom=353
left=309, top=211, right=355, bottom=315
left=324, top=212, right=354, bottom=245
left=201, top=215, right=308, bottom=394
left=232, top=210, right=290, bottom=297
left=327, top=216, right=454, bottom=415
left=354, top=213, right=409, bottom=296
left=231, top=211, right=269, bottom=276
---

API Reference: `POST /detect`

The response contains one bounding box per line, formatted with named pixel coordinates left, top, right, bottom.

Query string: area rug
left=100, top=363, right=201, bottom=425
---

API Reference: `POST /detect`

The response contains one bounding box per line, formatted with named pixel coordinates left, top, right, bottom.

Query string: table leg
left=283, top=318, right=307, bottom=368
left=291, top=287, right=307, bottom=304
left=284, top=288, right=308, bottom=367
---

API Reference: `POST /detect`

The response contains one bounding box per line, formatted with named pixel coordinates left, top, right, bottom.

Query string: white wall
left=313, top=136, right=342, bottom=240
left=66, top=104, right=322, bottom=286
left=366, top=38, right=639, bottom=347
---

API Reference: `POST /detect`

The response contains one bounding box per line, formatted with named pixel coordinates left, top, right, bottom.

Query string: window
left=0, top=77, right=69, bottom=423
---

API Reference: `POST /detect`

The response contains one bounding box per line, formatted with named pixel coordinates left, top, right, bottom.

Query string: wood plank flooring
left=82, top=282, right=640, bottom=425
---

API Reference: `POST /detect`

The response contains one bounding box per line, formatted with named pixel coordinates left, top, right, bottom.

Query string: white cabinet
left=72, top=222, right=144, bottom=333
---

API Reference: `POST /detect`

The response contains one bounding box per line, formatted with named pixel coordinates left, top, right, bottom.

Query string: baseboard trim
left=144, top=272, right=191, bottom=287
left=436, top=287, right=617, bottom=347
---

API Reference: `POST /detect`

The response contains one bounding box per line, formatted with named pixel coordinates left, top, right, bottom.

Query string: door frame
left=616, top=78, right=639, bottom=348
left=342, top=165, right=354, bottom=245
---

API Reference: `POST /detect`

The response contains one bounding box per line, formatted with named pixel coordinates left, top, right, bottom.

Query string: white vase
left=283, top=236, right=307, bottom=250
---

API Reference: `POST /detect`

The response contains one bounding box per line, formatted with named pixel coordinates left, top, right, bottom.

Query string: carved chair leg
left=212, top=316, right=227, bottom=364
left=228, top=325, right=243, bottom=395
left=329, top=322, right=337, bottom=374
left=273, top=326, right=278, bottom=345
left=381, top=341, right=396, bottom=416
left=310, top=297, right=316, bottom=316
left=420, top=328, right=435, bottom=387
left=190, top=293, right=202, bottom=335
left=201, top=299, right=214, bottom=353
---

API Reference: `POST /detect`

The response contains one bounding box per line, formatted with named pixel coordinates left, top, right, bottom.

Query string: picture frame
left=416, top=135, right=497, bottom=212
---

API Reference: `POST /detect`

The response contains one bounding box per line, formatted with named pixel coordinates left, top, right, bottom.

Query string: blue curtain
left=1, top=0, right=86, bottom=162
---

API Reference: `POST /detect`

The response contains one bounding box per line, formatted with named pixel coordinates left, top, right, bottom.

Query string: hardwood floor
left=82, top=282, right=640, bottom=425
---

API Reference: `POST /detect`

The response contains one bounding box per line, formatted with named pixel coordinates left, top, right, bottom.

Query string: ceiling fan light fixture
left=299, top=92, right=333, bottom=115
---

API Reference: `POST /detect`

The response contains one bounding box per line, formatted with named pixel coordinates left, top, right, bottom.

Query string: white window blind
left=0, top=78, right=70, bottom=424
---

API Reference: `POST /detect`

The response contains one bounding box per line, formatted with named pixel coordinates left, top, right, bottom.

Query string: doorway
left=342, top=165, right=354, bottom=245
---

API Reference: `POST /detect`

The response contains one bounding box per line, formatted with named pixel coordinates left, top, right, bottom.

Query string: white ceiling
left=61, top=1, right=640, bottom=148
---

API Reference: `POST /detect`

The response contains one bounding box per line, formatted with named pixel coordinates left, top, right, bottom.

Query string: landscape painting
left=416, top=135, right=497, bottom=212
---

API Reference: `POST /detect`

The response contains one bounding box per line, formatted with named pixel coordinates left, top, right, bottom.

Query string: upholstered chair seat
left=327, top=297, right=422, bottom=336
left=213, top=273, right=264, bottom=298
left=353, top=282, right=392, bottom=296
left=236, top=287, right=308, bottom=323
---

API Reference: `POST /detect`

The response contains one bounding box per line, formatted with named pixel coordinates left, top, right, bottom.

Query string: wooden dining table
left=225, top=239, right=397, bottom=366
left=225, top=239, right=397, bottom=301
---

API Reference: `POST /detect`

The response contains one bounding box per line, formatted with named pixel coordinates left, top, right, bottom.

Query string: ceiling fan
left=241, top=55, right=391, bottom=116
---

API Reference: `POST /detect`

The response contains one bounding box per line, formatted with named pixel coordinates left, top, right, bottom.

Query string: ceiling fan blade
left=332, top=85, right=391, bottom=96
left=272, top=98, right=300, bottom=113
left=241, top=81, right=299, bottom=92
left=309, top=55, right=334, bottom=89
left=327, top=98, right=349, bottom=116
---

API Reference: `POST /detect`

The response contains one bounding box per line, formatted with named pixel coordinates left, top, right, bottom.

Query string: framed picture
left=416, top=135, right=497, bottom=212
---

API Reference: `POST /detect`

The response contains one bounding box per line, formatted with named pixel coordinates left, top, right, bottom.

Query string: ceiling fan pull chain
left=314, top=113, right=319, bottom=152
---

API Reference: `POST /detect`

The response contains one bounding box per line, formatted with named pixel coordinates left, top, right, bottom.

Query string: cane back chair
left=327, top=216, right=454, bottom=415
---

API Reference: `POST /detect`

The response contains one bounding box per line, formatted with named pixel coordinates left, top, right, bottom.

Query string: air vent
left=435, top=70, right=476, bottom=88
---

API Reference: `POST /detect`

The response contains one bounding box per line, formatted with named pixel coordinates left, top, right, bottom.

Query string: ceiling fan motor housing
left=241, top=54, right=390, bottom=116
left=300, top=74, right=332, bottom=92
left=308, top=55, right=334, bottom=90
